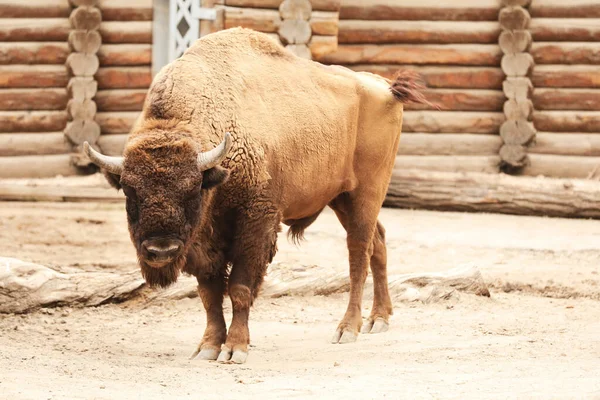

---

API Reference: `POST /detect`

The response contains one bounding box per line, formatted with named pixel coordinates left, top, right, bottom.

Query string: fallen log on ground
left=0, top=256, right=489, bottom=314
left=0, top=257, right=145, bottom=314
left=384, top=168, right=600, bottom=217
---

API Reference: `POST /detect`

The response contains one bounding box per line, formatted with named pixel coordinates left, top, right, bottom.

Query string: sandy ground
left=1, top=201, right=600, bottom=399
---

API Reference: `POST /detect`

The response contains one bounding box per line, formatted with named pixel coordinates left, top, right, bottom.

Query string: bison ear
left=102, top=169, right=122, bottom=190
left=202, top=166, right=229, bottom=189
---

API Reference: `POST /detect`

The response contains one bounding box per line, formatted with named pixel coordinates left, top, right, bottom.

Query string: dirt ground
left=1, top=200, right=600, bottom=399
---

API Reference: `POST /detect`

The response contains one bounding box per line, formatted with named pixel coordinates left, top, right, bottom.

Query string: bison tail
left=389, top=70, right=440, bottom=110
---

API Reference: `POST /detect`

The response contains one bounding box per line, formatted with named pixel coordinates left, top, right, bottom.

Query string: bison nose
left=142, top=239, right=183, bottom=265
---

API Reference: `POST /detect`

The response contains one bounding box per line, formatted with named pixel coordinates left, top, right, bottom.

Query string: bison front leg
left=217, top=212, right=279, bottom=364
left=191, top=274, right=227, bottom=360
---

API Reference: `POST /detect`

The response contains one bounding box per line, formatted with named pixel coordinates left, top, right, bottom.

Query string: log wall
left=525, top=0, right=600, bottom=179
left=328, top=0, right=506, bottom=175
left=0, top=0, right=74, bottom=178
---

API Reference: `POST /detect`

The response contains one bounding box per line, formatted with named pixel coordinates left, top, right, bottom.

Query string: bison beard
left=139, top=255, right=185, bottom=288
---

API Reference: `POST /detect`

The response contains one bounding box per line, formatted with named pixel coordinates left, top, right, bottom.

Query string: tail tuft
left=390, top=70, right=441, bottom=110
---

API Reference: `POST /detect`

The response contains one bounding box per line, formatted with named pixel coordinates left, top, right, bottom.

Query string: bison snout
left=141, top=238, right=184, bottom=268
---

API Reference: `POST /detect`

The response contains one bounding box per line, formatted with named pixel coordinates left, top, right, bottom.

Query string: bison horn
left=83, top=141, right=124, bottom=175
left=197, top=132, right=232, bottom=170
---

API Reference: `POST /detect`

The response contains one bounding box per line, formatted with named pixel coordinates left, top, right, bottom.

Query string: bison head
left=83, top=133, right=232, bottom=287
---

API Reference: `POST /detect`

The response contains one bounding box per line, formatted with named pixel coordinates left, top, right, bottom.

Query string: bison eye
left=121, top=184, right=137, bottom=200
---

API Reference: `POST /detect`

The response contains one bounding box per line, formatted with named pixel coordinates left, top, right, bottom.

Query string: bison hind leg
left=283, top=208, right=324, bottom=245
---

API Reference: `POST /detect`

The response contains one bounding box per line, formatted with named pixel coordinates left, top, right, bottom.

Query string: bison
left=84, top=28, right=432, bottom=364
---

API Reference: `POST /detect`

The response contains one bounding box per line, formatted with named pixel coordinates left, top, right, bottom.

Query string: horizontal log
left=278, top=19, right=311, bottom=45
left=530, top=19, right=600, bottom=42
left=99, top=21, right=153, bottom=44
left=95, top=67, right=152, bottom=89
left=0, top=154, right=81, bottom=178
left=97, top=0, right=153, bottom=21
left=96, top=111, right=140, bottom=134
left=530, top=132, right=600, bottom=157
left=310, top=11, right=339, bottom=36
left=316, top=44, right=502, bottom=66
left=0, top=65, right=69, bottom=88
left=0, top=18, right=70, bottom=42
left=394, top=155, right=500, bottom=174
left=404, top=89, right=505, bottom=112
left=98, top=133, right=127, bottom=155
left=64, top=119, right=101, bottom=145
left=0, top=88, right=68, bottom=111
left=0, top=111, right=68, bottom=133
left=398, top=133, right=502, bottom=156
left=223, top=0, right=340, bottom=11
left=68, top=77, right=97, bottom=102
left=344, top=65, right=505, bottom=89
left=97, top=44, right=152, bottom=66
left=340, top=0, right=500, bottom=21
left=308, top=36, right=338, bottom=59
left=94, top=89, right=147, bottom=111
left=531, top=42, right=600, bottom=65
left=402, top=111, right=505, bottom=134
left=338, top=20, right=500, bottom=45
left=384, top=168, right=600, bottom=219
left=530, top=0, right=600, bottom=18
left=67, top=99, right=97, bottom=120
left=533, top=111, right=600, bottom=133
left=0, top=42, right=69, bottom=65
left=531, top=65, right=600, bottom=88
left=533, top=88, right=600, bottom=111
left=0, top=132, right=71, bottom=156
left=523, top=154, right=600, bottom=178
left=0, top=0, right=70, bottom=18
left=279, top=0, right=311, bottom=20
left=224, top=6, right=281, bottom=33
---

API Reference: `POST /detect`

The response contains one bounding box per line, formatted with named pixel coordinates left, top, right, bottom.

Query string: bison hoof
left=193, top=348, right=220, bottom=361
left=331, top=328, right=358, bottom=344
left=360, top=317, right=389, bottom=334
left=216, top=346, right=248, bottom=364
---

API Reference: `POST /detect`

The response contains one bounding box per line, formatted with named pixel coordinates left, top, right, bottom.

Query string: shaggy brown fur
left=88, top=28, right=432, bottom=362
